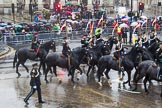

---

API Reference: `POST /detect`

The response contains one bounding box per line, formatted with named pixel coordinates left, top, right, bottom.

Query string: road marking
left=0, top=46, right=15, bottom=59
left=118, top=88, right=141, bottom=94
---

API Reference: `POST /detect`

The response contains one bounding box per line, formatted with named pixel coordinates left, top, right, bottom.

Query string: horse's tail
left=13, top=50, right=18, bottom=68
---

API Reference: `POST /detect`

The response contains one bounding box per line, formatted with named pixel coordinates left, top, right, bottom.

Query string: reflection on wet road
left=0, top=65, right=162, bottom=108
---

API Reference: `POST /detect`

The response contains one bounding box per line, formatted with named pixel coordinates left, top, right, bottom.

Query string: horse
left=44, top=47, right=89, bottom=83
left=13, top=40, right=56, bottom=77
left=86, top=37, right=117, bottom=77
left=106, top=36, right=118, bottom=51
left=147, top=41, right=160, bottom=60
left=133, top=60, right=162, bottom=97
left=96, top=46, right=150, bottom=87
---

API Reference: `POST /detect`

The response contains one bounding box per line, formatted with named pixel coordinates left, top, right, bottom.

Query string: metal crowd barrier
left=1, top=26, right=161, bottom=45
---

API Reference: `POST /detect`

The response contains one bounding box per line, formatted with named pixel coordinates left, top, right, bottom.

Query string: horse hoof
left=17, top=74, right=21, bottom=78
left=58, top=79, right=62, bottom=84
left=98, top=82, right=103, bottom=87
left=108, top=80, right=112, bottom=85
left=145, top=92, right=149, bottom=95
left=77, top=78, right=79, bottom=80
left=119, top=77, right=123, bottom=81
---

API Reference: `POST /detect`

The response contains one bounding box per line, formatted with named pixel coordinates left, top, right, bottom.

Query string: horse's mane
left=148, top=42, right=158, bottom=52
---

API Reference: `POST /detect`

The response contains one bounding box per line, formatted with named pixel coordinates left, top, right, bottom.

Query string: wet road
left=0, top=41, right=162, bottom=108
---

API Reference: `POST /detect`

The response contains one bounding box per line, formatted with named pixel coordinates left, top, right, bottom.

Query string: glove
left=33, top=86, right=37, bottom=89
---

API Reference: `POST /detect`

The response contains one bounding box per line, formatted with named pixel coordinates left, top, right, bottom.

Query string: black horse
left=133, top=60, right=162, bottom=97
left=86, top=37, right=117, bottom=76
left=147, top=41, right=160, bottom=60
left=45, top=47, right=89, bottom=83
left=106, top=36, right=118, bottom=51
left=96, top=46, right=150, bottom=87
left=13, top=40, right=56, bottom=77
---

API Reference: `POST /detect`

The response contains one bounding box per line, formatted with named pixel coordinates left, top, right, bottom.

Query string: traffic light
left=11, top=3, right=15, bottom=14
left=127, top=11, right=134, bottom=17
left=139, top=2, right=144, bottom=10
left=54, top=3, right=61, bottom=13
left=29, top=4, right=33, bottom=15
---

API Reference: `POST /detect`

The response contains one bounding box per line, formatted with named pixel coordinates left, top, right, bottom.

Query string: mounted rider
left=149, top=30, right=158, bottom=45
left=156, top=41, right=162, bottom=79
left=62, top=37, right=71, bottom=57
left=81, top=34, right=89, bottom=48
left=142, top=32, right=149, bottom=48
left=135, top=33, right=142, bottom=47
left=113, top=38, right=124, bottom=70
left=31, top=32, right=40, bottom=57
left=94, top=28, right=104, bottom=48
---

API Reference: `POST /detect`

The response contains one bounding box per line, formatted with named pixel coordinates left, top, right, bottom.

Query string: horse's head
left=107, top=36, right=118, bottom=50
left=41, top=40, right=56, bottom=52
left=102, top=41, right=111, bottom=55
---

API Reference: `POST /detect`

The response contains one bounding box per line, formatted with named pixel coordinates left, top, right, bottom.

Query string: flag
left=141, top=19, right=147, bottom=29
left=152, top=18, right=156, bottom=26
left=60, top=21, right=66, bottom=32
left=112, top=21, right=118, bottom=35
left=85, top=20, right=91, bottom=32
left=90, top=21, right=94, bottom=36
left=133, top=22, right=141, bottom=34
left=97, top=14, right=103, bottom=27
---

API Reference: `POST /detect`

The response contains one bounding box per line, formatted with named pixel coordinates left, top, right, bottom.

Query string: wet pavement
left=0, top=41, right=162, bottom=108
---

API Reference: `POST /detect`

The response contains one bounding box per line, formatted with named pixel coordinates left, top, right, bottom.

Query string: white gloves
left=33, top=86, right=37, bottom=89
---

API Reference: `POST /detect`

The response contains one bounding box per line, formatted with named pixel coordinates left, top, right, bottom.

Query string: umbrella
left=65, top=1, right=72, bottom=5
left=140, top=16, right=148, bottom=19
left=121, top=18, right=128, bottom=21
left=66, top=19, right=73, bottom=23
left=130, top=22, right=138, bottom=26
left=13, top=24, right=22, bottom=28
left=0, top=27, right=5, bottom=30
left=119, top=23, right=128, bottom=28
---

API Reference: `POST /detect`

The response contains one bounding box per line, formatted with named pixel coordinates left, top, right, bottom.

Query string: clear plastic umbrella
left=130, top=22, right=138, bottom=26
left=119, top=23, right=129, bottom=28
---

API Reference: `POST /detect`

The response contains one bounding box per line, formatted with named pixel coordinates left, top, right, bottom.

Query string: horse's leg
left=42, top=61, right=46, bottom=75
left=70, top=67, right=75, bottom=83
left=104, top=68, right=112, bottom=85
left=76, top=66, right=83, bottom=80
left=53, top=66, right=57, bottom=77
left=45, top=66, right=50, bottom=83
left=87, top=65, right=92, bottom=77
left=16, top=61, right=21, bottom=78
left=97, top=66, right=105, bottom=86
left=38, top=61, right=42, bottom=75
left=143, top=76, right=149, bottom=93
left=123, top=70, right=132, bottom=87
left=22, top=63, right=29, bottom=73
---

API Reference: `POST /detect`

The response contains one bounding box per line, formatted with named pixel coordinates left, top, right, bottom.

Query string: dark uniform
left=156, top=42, right=162, bottom=79
left=142, top=36, right=149, bottom=48
left=62, top=39, right=71, bottom=57
left=114, top=40, right=123, bottom=69
left=31, top=32, right=40, bottom=56
left=81, top=36, right=89, bottom=48
left=149, top=31, right=157, bottom=45
left=24, top=63, right=45, bottom=105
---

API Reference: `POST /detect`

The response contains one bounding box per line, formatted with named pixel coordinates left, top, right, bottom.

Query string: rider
left=81, top=34, right=89, bottom=48
left=150, top=30, right=158, bottom=45
left=142, top=32, right=149, bottom=48
left=135, top=33, right=142, bottom=47
left=94, top=29, right=104, bottom=47
left=156, top=41, right=162, bottom=79
left=62, top=37, right=71, bottom=57
left=114, top=38, right=123, bottom=70
left=31, top=32, right=40, bottom=57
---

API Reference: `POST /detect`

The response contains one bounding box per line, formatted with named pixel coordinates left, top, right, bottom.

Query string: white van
left=117, top=7, right=127, bottom=18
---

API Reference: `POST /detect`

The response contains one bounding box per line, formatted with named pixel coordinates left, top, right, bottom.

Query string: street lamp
left=129, top=0, right=133, bottom=45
